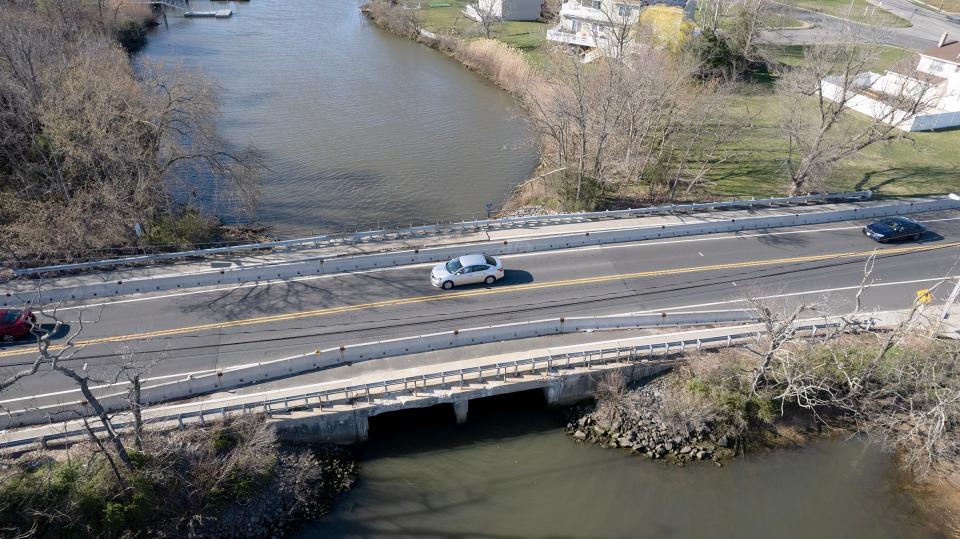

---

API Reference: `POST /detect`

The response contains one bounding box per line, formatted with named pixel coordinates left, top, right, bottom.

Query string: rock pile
left=202, top=446, right=357, bottom=538
left=565, top=379, right=735, bottom=466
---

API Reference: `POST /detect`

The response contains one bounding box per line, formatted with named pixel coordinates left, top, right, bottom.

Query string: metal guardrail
left=13, top=191, right=872, bottom=277
left=1, top=328, right=756, bottom=450
left=0, top=311, right=758, bottom=429
left=11, top=193, right=958, bottom=309
left=3, top=320, right=851, bottom=450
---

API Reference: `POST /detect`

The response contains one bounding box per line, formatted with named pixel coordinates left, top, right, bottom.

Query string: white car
left=430, top=254, right=504, bottom=289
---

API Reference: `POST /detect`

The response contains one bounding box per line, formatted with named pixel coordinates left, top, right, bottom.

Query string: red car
left=0, top=309, right=35, bottom=343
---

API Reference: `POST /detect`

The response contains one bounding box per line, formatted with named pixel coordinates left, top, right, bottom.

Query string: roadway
left=2, top=212, right=960, bottom=406
left=764, top=0, right=960, bottom=50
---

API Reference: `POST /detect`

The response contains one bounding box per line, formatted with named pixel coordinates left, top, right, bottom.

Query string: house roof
left=922, top=38, right=960, bottom=65
left=912, top=71, right=948, bottom=85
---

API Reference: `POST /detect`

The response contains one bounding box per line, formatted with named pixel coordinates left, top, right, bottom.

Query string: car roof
left=459, top=254, right=488, bottom=266
left=887, top=216, right=917, bottom=224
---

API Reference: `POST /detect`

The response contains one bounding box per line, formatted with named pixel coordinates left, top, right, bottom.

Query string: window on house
left=616, top=3, right=633, bottom=16
left=930, top=60, right=946, bottom=72
left=579, top=0, right=601, bottom=8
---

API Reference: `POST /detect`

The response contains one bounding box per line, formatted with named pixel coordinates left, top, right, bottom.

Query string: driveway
left=762, top=0, right=960, bottom=50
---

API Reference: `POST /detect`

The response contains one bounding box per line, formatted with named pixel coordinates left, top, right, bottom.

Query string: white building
left=823, top=33, right=960, bottom=132
left=545, top=0, right=684, bottom=56
left=463, top=0, right=543, bottom=22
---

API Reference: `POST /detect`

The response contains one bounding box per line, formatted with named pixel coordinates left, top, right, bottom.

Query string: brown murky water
left=140, top=0, right=538, bottom=233
left=301, top=392, right=936, bottom=539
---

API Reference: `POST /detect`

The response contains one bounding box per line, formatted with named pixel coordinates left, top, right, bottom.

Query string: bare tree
left=777, top=36, right=937, bottom=194
left=468, top=0, right=501, bottom=38
left=523, top=46, right=739, bottom=207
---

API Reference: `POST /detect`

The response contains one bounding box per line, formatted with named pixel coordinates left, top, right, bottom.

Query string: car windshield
left=883, top=220, right=902, bottom=231
left=445, top=259, right=463, bottom=273
left=1, top=311, right=20, bottom=324
left=484, top=255, right=497, bottom=266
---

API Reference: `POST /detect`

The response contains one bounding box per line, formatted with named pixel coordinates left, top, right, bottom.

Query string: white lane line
left=13, top=275, right=957, bottom=408
left=633, top=274, right=960, bottom=313
left=57, top=215, right=960, bottom=311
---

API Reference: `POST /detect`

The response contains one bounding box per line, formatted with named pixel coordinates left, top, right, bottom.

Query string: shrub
left=142, top=208, right=221, bottom=249
left=114, top=19, right=146, bottom=53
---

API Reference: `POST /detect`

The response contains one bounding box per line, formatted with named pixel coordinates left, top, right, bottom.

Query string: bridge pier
left=453, top=399, right=469, bottom=424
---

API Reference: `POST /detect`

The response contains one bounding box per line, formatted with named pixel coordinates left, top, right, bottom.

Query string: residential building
left=822, top=33, right=960, bottom=131
left=546, top=0, right=684, bottom=54
left=463, top=0, right=543, bottom=22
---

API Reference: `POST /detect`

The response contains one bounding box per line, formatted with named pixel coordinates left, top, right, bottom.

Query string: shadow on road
left=494, top=269, right=534, bottom=286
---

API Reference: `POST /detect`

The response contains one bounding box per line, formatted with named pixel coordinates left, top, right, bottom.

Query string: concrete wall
left=270, top=361, right=675, bottom=444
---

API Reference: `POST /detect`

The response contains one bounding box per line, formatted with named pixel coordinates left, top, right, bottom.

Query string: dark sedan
left=862, top=216, right=927, bottom=243
left=0, top=309, right=35, bottom=343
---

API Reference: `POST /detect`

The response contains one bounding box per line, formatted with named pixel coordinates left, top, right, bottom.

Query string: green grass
left=908, top=0, right=960, bottom=12
left=417, top=0, right=546, bottom=50
left=414, top=0, right=547, bottom=67
left=781, top=0, right=912, bottom=26
left=703, top=86, right=960, bottom=199
left=768, top=44, right=914, bottom=71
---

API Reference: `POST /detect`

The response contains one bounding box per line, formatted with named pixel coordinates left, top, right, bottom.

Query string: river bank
left=303, top=389, right=938, bottom=538
left=557, top=327, right=960, bottom=538
left=0, top=417, right=357, bottom=537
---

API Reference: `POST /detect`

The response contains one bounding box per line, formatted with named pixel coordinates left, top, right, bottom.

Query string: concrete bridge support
left=453, top=399, right=469, bottom=424
left=269, top=360, right=677, bottom=445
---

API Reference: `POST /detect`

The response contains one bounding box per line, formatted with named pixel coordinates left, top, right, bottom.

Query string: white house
left=545, top=0, right=685, bottom=59
left=822, top=33, right=960, bottom=131
left=463, top=0, right=543, bottom=22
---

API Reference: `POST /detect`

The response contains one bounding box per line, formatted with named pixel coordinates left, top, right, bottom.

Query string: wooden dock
left=184, top=9, right=232, bottom=17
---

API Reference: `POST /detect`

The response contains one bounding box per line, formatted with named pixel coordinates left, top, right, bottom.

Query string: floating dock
left=184, top=9, right=232, bottom=17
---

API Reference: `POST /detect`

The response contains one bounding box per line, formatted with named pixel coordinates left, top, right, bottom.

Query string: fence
left=0, top=311, right=758, bottom=430
left=13, top=191, right=872, bottom=277
left=1, top=318, right=852, bottom=451
left=6, top=194, right=957, bottom=308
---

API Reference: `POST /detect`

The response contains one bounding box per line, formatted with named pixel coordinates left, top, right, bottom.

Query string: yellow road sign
left=916, top=288, right=933, bottom=305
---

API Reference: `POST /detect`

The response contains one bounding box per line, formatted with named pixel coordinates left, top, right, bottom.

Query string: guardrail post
left=696, top=339, right=702, bottom=352
left=727, top=335, right=732, bottom=348
left=460, top=369, right=465, bottom=388
left=366, top=387, right=371, bottom=403
left=177, top=414, right=183, bottom=428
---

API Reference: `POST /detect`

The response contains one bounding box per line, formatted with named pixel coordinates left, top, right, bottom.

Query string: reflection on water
left=302, top=391, right=935, bottom=539
left=141, top=0, right=538, bottom=233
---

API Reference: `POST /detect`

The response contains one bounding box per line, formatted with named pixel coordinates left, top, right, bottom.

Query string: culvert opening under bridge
left=364, top=390, right=562, bottom=447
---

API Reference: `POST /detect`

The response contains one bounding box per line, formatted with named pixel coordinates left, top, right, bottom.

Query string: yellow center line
left=1, top=240, right=956, bottom=360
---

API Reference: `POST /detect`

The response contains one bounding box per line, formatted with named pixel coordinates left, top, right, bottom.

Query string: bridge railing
left=1, top=319, right=858, bottom=451
left=0, top=310, right=759, bottom=429
left=9, top=193, right=960, bottom=308
left=12, top=191, right=872, bottom=277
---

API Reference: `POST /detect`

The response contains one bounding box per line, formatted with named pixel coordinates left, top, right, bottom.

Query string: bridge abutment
left=453, top=399, right=469, bottom=424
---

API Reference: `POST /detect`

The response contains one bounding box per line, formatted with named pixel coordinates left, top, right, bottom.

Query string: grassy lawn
left=909, top=0, right=960, bottom=12
left=704, top=86, right=960, bottom=199
left=782, top=0, right=912, bottom=26
left=768, top=43, right=914, bottom=71
left=416, top=1, right=547, bottom=52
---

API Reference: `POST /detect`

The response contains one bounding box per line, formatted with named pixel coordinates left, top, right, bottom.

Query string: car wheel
left=1, top=335, right=13, bottom=343
left=442, top=281, right=454, bottom=290
left=484, top=275, right=496, bottom=285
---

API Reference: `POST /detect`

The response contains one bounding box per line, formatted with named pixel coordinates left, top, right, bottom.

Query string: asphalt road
left=3, top=212, right=960, bottom=405
left=764, top=0, right=960, bottom=50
